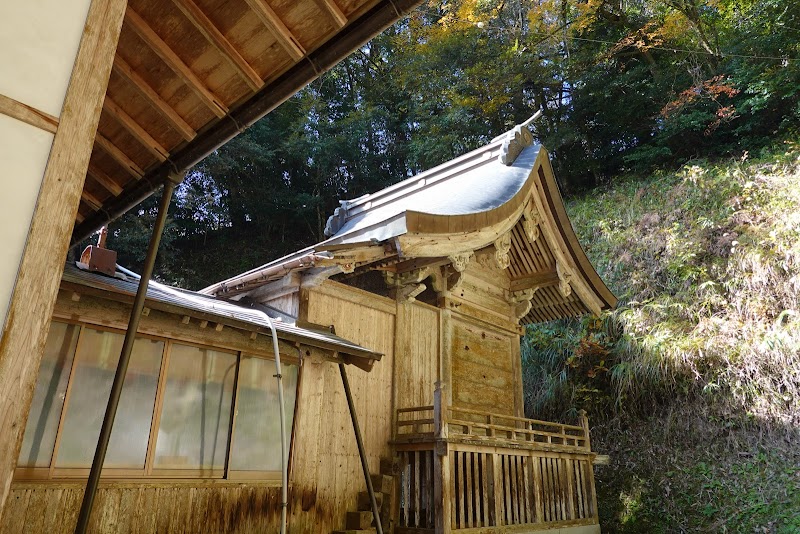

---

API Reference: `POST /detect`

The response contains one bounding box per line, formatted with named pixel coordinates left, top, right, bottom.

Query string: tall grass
left=523, top=143, right=800, bottom=429
left=522, top=144, right=800, bottom=531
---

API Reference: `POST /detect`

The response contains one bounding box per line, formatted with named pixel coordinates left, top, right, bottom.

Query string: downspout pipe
left=74, top=174, right=181, bottom=534
left=339, top=363, right=383, bottom=534
left=259, top=310, right=289, bottom=534
left=113, top=272, right=290, bottom=534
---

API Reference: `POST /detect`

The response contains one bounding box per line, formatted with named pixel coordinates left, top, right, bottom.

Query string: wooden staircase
left=332, top=461, right=396, bottom=534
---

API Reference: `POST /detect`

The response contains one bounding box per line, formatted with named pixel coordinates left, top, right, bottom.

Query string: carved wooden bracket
left=384, top=267, right=430, bottom=302
left=429, top=265, right=464, bottom=296
left=494, top=233, right=511, bottom=270
left=499, top=125, right=534, bottom=166
left=447, top=252, right=473, bottom=273
left=522, top=204, right=541, bottom=243
left=556, top=262, right=573, bottom=298
left=508, top=288, right=536, bottom=320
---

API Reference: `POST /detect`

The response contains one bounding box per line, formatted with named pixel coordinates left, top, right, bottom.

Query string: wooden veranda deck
left=392, top=391, right=600, bottom=534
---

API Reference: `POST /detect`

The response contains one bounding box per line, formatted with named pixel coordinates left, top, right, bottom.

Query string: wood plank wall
left=288, top=281, right=396, bottom=532
left=446, top=255, right=525, bottom=418
left=264, top=293, right=299, bottom=318
left=450, top=316, right=519, bottom=416
left=393, top=302, right=440, bottom=411
left=0, top=482, right=281, bottom=533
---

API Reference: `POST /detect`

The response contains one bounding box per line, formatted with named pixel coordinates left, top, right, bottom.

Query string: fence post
left=577, top=410, right=599, bottom=520
left=578, top=410, right=590, bottom=450
left=434, top=382, right=451, bottom=534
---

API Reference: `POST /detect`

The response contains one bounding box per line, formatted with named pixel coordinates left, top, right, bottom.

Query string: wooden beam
left=103, top=96, right=169, bottom=161
left=0, top=94, right=59, bottom=134
left=112, top=55, right=196, bottom=141
left=95, top=133, right=144, bottom=178
left=0, top=0, right=127, bottom=515
left=87, top=163, right=124, bottom=196
left=244, top=0, right=306, bottom=60
left=509, top=270, right=559, bottom=293
left=125, top=6, right=228, bottom=117
left=248, top=271, right=301, bottom=302
left=81, top=190, right=105, bottom=211
left=172, top=0, right=264, bottom=91
left=312, top=0, right=347, bottom=28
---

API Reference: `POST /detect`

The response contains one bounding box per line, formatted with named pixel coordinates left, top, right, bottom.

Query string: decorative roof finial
left=498, top=110, right=542, bottom=166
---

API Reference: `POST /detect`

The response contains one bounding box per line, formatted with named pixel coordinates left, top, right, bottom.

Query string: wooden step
left=345, top=510, right=374, bottom=529
left=357, top=490, right=383, bottom=512
left=370, top=473, right=393, bottom=494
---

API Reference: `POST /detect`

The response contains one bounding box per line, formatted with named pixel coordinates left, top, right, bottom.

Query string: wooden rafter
left=172, top=0, right=264, bottom=91
left=312, top=0, right=347, bottom=28
left=244, top=0, right=306, bottom=60
left=87, top=163, right=124, bottom=196
left=509, top=270, right=559, bottom=292
left=112, top=56, right=196, bottom=141
left=103, top=96, right=169, bottom=161
left=126, top=6, right=228, bottom=118
left=95, top=133, right=144, bottom=179
left=81, top=190, right=105, bottom=211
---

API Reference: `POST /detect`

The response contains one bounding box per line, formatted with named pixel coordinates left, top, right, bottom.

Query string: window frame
left=14, top=320, right=301, bottom=483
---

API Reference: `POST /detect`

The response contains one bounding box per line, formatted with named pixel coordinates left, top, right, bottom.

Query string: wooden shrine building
left=1, top=120, right=617, bottom=533
left=200, top=124, right=617, bottom=533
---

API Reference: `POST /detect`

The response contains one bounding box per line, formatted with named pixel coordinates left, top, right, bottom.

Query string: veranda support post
left=75, top=175, right=182, bottom=533
left=433, top=382, right=451, bottom=534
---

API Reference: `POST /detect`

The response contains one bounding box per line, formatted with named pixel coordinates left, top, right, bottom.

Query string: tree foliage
left=105, top=0, right=800, bottom=289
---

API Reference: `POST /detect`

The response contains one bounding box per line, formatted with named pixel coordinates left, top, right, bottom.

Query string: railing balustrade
left=394, top=388, right=599, bottom=533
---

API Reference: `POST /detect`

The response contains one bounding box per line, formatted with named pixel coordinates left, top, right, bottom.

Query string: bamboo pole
left=74, top=175, right=181, bottom=533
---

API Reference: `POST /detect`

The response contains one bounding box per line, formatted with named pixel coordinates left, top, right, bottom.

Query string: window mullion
left=48, top=323, right=85, bottom=479
left=144, top=339, right=172, bottom=476
left=223, top=351, right=242, bottom=479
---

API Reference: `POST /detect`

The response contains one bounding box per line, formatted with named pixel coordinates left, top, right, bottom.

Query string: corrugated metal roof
left=62, top=263, right=381, bottom=361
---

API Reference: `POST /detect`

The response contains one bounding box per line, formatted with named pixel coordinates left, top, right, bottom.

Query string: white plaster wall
left=0, top=0, right=93, bottom=330
left=0, top=0, right=93, bottom=117
left=0, top=115, right=56, bottom=328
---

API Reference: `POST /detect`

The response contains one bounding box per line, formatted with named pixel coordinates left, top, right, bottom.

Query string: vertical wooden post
left=578, top=410, right=598, bottom=519
left=578, top=410, right=590, bottom=449
left=0, top=0, right=127, bottom=519
left=491, top=453, right=503, bottom=526
left=433, top=383, right=451, bottom=534
left=531, top=455, right=544, bottom=523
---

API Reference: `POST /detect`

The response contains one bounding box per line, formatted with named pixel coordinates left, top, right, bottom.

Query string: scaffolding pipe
left=74, top=176, right=180, bottom=534
left=339, top=363, right=383, bottom=534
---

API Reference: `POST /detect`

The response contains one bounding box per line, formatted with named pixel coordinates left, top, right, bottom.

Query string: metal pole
left=74, top=176, right=181, bottom=534
left=339, top=363, right=383, bottom=534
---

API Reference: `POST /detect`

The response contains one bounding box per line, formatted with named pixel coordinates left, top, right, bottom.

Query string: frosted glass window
left=229, top=357, right=297, bottom=472
left=55, top=328, right=163, bottom=468
left=18, top=322, right=79, bottom=467
left=154, top=344, right=236, bottom=472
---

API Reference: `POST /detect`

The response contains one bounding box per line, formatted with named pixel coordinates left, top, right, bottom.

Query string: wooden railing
left=394, top=388, right=599, bottom=533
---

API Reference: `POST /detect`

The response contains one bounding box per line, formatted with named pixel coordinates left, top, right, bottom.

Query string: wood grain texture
left=0, top=94, right=58, bottom=134
left=289, top=284, right=395, bottom=532
left=1, top=483, right=282, bottom=533
left=0, top=0, right=126, bottom=519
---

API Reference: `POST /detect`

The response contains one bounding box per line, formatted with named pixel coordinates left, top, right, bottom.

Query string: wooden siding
left=0, top=482, right=281, bottom=533
left=450, top=316, right=519, bottom=417
left=264, top=293, right=299, bottom=318
left=393, top=302, right=440, bottom=412
left=288, top=281, right=396, bottom=532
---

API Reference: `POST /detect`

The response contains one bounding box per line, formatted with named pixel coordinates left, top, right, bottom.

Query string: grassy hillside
left=522, top=143, right=800, bottom=532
